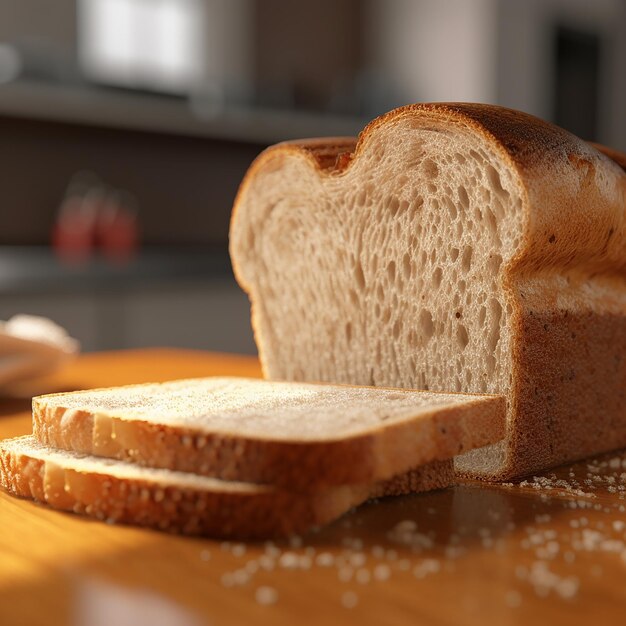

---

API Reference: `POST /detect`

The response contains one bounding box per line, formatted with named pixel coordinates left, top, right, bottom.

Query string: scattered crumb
left=210, top=450, right=626, bottom=611
left=373, top=564, right=391, bottom=581
left=255, top=586, right=278, bottom=606
left=341, top=591, right=359, bottom=609
left=315, top=552, right=335, bottom=567
left=231, top=543, right=246, bottom=557
left=371, top=545, right=385, bottom=558
left=338, top=567, right=354, bottom=582
left=355, top=568, right=371, bottom=584
left=348, top=553, right=367, bottom=568
left=278, top=552, right=300, bottom=569
left=505, top=590, right=522, bottom=608
left=258, top=555, right=275, bottom=571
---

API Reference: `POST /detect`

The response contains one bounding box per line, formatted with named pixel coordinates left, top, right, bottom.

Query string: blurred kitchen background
left=0, top=0, right=625, bottom=354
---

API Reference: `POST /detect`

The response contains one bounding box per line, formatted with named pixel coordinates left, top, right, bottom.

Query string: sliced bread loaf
left=0, top=435, right=453, bottom=538
left=32, top=377, right=505, bottom=490
left=229, top=102, right=626, bottom=480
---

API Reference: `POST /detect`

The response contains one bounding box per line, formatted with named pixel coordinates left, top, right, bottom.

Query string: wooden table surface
left=1, top=349, right=625, bottom=625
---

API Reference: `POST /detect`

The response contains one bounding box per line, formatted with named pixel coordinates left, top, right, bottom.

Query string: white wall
left=364, top=0, right=498, bottom=105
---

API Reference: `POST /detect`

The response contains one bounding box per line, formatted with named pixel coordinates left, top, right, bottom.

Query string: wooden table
left=1, top=349, right=624, bottom=625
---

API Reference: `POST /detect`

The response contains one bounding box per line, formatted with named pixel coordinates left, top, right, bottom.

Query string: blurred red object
left=96, top=191, right=140, bottom=263
left=52, top=173, right=140, bottom=265
left=52, top=192, right=99, bottom=264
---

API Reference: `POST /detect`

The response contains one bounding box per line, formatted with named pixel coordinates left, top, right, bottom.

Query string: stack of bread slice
left=0, top=377, right=505, bottom=538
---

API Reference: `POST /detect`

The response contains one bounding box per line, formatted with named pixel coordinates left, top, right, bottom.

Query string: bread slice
left=0, top=435, right=453, bottom=538
left=32, top=377, right=504, bottom=490
left=229, top=102, right=626, bottom=480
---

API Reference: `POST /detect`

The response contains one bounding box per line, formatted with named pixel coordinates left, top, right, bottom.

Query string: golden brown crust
left=229, top=102, right=626, bottom=480
left=0, top=437, right=453, bottom=538
left=274, top=137, right=357, bottom=171
left=591, top=142, right=626, bottom=171
left=0, top=440, right=362, bottom=538
left=32, top=391, right=504, bottom=491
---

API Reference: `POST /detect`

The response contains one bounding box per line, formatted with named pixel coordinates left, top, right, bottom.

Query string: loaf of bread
left=230, top=103, right=626, bottom=480
left=0, top=435, right=451, bottom=538
left=31, top=377, right=504, bottom=490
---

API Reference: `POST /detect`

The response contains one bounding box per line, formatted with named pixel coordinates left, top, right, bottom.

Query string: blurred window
left=78, top=0, right=204, bottom=94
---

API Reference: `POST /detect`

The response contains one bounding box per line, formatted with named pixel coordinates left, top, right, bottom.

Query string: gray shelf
left=0, top=246, right=233, bottom=295
left=0, top=80, right=366, bottom=143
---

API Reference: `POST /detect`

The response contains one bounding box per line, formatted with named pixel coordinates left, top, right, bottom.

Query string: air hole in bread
left=354, top=261, right=366, bottom=290
left=387, top=260, right=396, bottom=282
left=419, top=309, right=434, bottom=340
left=461, top=246, right=473, bottom=273
left=402, top=253, right=412, bottom=279
left=444, top=197, right=458, bottom=220
left=486, top=165, right=509, bottom=198
left=433, top=267, right=443, bottom=288
left=345, top=322, right=353, bottom=343
left=458, top=186, right=470, bottom=209
left=387, top=197, right=400, bottom=216
left=413, top=195, right=425, bottom=212
left=488, top=299, right=503, bottom=352
left=422, top=158, right=439, bottom=179
left=456, top=324, right=469, bottom=350
left=376, top=283, right=384, bottom=302
left=486, top=209, right=498, bottom=236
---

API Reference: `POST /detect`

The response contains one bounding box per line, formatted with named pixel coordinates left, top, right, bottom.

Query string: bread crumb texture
left=230, top=102, right=626, bottom=479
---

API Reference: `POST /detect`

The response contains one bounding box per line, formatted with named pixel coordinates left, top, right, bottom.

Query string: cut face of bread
left=230, top=103, right=626, bottom=479
left=32, top=377, right=505, bottom=490
left=0, top=435, right=453, bottom=538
